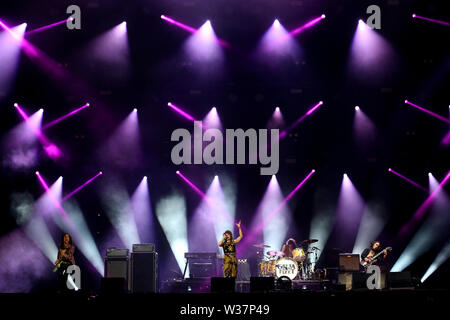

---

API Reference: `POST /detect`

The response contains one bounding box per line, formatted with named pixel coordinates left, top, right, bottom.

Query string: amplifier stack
left=103, top=244, right=158, bottom=293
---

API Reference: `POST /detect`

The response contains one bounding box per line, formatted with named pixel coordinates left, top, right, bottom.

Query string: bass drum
left=275, top=257, right=298, bottom=280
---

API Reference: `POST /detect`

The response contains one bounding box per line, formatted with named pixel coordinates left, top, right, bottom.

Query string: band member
left=281, top=238, right=299, bottom=258
left=54, top=233, right=75, bottom=292
left=361, top=240, right=388, bottom=269
left=218, top=221, right=243, bottom=278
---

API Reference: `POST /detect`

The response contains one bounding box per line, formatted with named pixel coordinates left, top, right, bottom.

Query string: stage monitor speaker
left=387, top=272, right=413, bottom=289
left=130, top=252, right=158, bottom=293
left=250, top=277, right=274, bottom=292
left=100, top=277, right=127, bottom=295
left=211, top=277, right=235, bottom=293
left=339, top=253, right=360, bottom=272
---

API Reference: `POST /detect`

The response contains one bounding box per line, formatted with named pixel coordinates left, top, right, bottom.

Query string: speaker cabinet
left=130, top=252, right=158, bottom=293
left=250, top=277, right=274, bottom=292
left=105, top=257, right=128, bottom=278
left=211, top=277, right=235, bottom=293
left=105, top=256, right=129, bottom=291
left=387, top=272, right=413, bottom=289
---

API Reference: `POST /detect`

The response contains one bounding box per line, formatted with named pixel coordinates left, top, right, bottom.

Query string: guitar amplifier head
left=339, top=253, right=360, bottom=272
left=132, top=243, right=155, bottom=253
left=106, top=248, right=129, bottom=257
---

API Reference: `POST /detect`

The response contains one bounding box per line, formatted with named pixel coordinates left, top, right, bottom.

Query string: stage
left=0, top=0, right=449, bottom=314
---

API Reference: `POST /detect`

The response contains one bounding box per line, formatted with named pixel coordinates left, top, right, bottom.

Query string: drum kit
left=254, top=239, right=320, bottom=280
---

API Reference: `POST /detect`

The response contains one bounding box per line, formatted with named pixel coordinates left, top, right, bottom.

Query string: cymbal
left=253, top=243, right=271, bottom=248
left=267, top=250, right=284, bottom=257
left=301, top=239, right=318, bottom=244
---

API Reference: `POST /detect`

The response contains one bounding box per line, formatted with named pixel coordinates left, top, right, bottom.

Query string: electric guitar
left=53, top=260, right=63, bottom=273
left=53, top=248, right=72, bottom=272
left=360, top=247, right=392, bottom=268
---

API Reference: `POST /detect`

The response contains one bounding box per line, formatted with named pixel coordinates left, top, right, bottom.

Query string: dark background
left=0, top=0, right=448, bottom=292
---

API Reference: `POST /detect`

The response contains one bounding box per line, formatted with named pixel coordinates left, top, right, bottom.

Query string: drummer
left=281, top=238, right=299, bottom=258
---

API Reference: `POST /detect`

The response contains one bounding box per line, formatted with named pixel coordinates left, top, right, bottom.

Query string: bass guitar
left=360, top=247, right=392, bottom=268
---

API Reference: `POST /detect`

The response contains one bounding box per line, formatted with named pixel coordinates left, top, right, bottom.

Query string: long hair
left=370, top=240, right=381, bottom=251
left=286, top=238, right=298, bottom=248
left=224, top=230, right=233, bottom=242
left=59, top=233, right=73, bottom=249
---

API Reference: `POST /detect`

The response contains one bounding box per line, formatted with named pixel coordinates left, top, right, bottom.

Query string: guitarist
left=361, top=241, right=388, bottom=271
left=54, top=233, right=75, bottom=292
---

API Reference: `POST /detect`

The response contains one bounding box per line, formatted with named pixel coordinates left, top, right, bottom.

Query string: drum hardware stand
left=309, top=247, right=320, bottom=279
left=303, top=245, right=320, bottom=280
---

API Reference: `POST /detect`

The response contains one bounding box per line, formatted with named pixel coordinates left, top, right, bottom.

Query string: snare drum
left=275, top=257, right=298, bottom=280
left=292, top=248, right=306, bottom=262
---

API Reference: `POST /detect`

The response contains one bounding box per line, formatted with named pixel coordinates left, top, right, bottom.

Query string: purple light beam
left=399, top=171, right=450, bottom=238
left=131, top=176, right=155, bottom=244
left=42, top=103, right=90, bottom=130
left=168, top=102, right=196, bottom=122
left=267, top=107, right=285, bottom=129
left=442, top=131, right=450, bottom=146
left=14, top=103, right=62, bottom=159
left=412, top=14, right=450, bottom=27
left=176, top=171, right=206, bottom=197
left=280, top=101, right=323, bottom=139
left=161, top=15, right=228, bottom=47
left=0, top=19, right=26, bottom=40
left=25, top=18, right=72, bottom=35
left=241, top=170, right=315, bottom=250
left=348, top=20, right=397, bottom=82
left=176, top=171, right=232, bottom=218
left=62, top=171, right=103, bottom=202
left=202, top=107, right=222, bottom=130
left=289, top=14, right=326, bottom=37
left=35, top=172, right=74, bottom=228
left=0, top=22, right=26, bottom=97
left=404, top=100, right=450, bottom=124
left=388, top=168, right=428, bottom=193
left=161, top=15, right=197, bottom=33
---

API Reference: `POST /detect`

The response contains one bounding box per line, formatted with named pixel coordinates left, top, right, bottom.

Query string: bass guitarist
left=361, top=240, right=388, bottom=271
